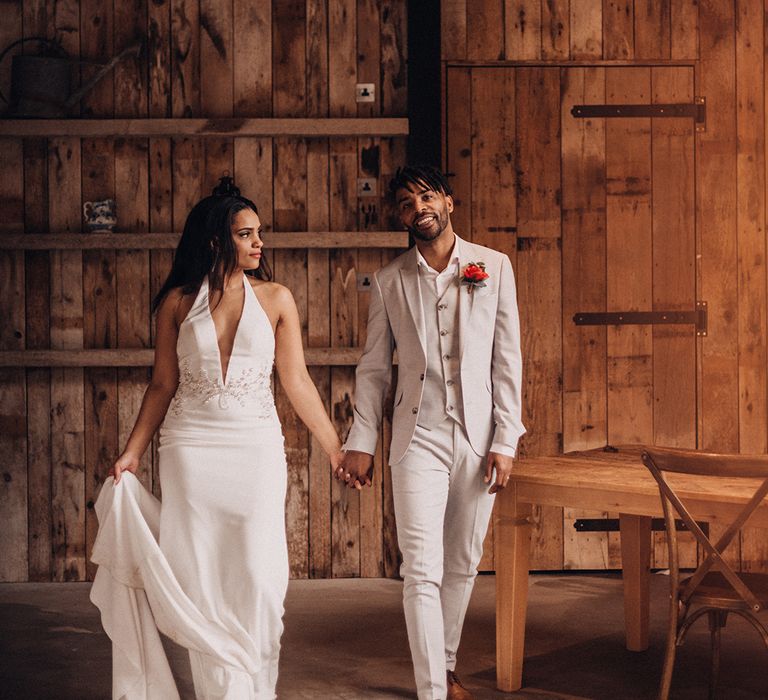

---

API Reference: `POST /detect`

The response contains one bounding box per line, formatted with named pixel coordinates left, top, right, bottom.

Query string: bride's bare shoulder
left=157, top=286, right=196, bottom=326
left=249, top=278, right=294, bottom=305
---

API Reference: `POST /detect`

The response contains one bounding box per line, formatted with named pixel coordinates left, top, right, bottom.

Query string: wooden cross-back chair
left=641, top=447, right=768, bottom=700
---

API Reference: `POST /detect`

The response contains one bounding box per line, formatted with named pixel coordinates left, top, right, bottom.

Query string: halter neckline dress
left=91, top=274, right=288, bottom=700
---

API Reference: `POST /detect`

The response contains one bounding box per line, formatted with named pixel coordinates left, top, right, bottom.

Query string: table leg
left=619, top=513, right=652, bottom=651
left=495, top=484, right=532, bottom=692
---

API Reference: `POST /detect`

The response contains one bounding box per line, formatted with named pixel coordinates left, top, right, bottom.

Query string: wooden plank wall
left=442, top=0, right=768, bottom=573
left=0, top=0, right=406, bottom=583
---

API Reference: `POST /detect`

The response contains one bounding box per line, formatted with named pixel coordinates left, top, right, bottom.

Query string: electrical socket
left=356, top=83, right=375, bottom=103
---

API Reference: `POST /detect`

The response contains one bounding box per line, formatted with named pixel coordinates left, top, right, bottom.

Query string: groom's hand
left=336, top=450, right=374, bottom=490
left=484, top=451, right=515, bottom=494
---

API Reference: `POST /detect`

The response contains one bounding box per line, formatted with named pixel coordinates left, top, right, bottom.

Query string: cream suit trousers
left=392, top=417, right=495, bottom=700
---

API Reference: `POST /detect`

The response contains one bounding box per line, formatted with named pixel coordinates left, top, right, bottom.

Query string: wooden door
left=445, top=65, right=698, bottom=570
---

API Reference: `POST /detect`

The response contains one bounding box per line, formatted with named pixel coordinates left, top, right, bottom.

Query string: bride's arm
left=273, top=285, right=343, bottom=467
left=111, top=290, right=182, bottom=483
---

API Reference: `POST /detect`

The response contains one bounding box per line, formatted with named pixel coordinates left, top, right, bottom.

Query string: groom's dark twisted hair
left=389, top=164, right=453, bottom=197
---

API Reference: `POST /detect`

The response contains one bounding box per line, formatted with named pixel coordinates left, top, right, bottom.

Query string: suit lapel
left=457, top=237, right=476, bottom=362
left=399, top=248, right=427, bottom=355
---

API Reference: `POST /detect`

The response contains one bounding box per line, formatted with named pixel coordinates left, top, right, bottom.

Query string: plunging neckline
left=207, top=274, right=248, bottom=386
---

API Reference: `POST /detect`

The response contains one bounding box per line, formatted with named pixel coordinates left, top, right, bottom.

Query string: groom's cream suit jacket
left=345, top=235, right=525, bottom=465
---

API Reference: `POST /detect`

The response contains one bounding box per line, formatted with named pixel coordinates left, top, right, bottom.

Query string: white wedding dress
left=91, top=274, right=288, bottom=700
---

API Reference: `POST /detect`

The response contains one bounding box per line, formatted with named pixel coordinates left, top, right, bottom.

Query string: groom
left=339, top=164, right=524, bottom=700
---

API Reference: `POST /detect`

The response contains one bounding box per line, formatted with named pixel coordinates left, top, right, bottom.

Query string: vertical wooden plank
left=171, top=0, right=200, bottom=117
left=328, top=0, right=356, bottom=118
left=49, top=137, right=85, bottom=581
left=606, top=67, right=653, bottom=446
left=736, top=0, right=767, bottom=572
left=603, top=0, right=634, bottom=60
left=671, top=0, right=698, bottom=60
left=445, top=67, right=472, bottom=237
left=441, top=0, right=467, bottom=60
left=651, top=69, right=697, bottom=449
left=114, top=0, right=148, bottom=117
left=200, top=0, right=233, bottom=117
left=561, top=67, right=607, bottom=452
left=515, top=67, right=563, bottom=570
left=634, top=0, right=672, bottom=60
left=650, top=66, right=697, bottom=569
left=505, top=0, right=542, bottom=60
left=330, top=141, right=360, bottom=578
left=698, top=0, right=739, bottom=461
left=542, top=0, right=570, bottom=59
left=467, top=0, right=505, bottom=60
left=0, top=131, right=27, bottom=582
left=79, top=0, right=114, bottom=118
left=24, top=137, right=53, bottom=582
left=570, top=0, right=603, bottom=59
left=306, top=0, right=328, bottom=119
left=201, top=0, right=233, bottom=200
left=148, top=0, right=172, bottom=117
left=382, top=0, right=407, bottom=117
left=470, top=68, right=516, bottom=258
left=233, top=0, right=271, bottom=116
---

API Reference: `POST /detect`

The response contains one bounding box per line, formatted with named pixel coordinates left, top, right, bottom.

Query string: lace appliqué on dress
left=170, top=363, right=276, bottom=416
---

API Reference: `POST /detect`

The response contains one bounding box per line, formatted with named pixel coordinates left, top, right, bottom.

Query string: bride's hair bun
left=212, top=174, right=240, bottom=197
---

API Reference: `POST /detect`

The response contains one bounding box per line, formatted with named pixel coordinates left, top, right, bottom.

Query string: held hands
left=110, top=452, right=140, bottom=485
left=484, top=451, right=515, bottom=494
left=334, top=450, right=374, bottom=490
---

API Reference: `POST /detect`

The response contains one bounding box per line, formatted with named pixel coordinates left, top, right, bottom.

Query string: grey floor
left=1, top=573, right=766, bottom=699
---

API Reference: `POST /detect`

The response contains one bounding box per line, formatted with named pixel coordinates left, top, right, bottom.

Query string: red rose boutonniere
left=460, top=262, right=489, bottom=294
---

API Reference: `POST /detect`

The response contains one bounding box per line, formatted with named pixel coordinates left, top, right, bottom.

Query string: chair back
left=641, top=447, right=768, bottom=613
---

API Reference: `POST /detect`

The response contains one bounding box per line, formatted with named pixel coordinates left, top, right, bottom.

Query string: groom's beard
left=407, top=209, right=450, bottom=241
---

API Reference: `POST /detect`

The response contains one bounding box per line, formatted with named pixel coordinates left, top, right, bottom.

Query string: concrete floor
left=0, top=573, right=766, bottom=699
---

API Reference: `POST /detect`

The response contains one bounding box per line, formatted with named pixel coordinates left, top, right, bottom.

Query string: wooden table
left=494, top=446, right=768, bottom=692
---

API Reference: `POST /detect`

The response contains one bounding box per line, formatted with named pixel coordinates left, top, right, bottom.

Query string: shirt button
left=443, top=354, right=450, bottom=361
left=440, top=329, right=448, bottom=336
left=438, top=304, right=446, bottom=310
left=412, top=407, right=418, bottom=414
left=446, top=379, right=454, bottom=386
left=447, top=405, right=454, bottom=411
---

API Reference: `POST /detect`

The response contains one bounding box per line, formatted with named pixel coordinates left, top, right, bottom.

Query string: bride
left=91, top=178, right=343, bottom=699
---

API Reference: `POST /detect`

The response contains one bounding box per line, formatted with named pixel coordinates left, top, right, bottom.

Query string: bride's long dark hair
left=152, top=177, right=273, bottom=312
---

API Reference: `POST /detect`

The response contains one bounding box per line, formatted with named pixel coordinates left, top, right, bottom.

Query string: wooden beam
left=0, top=232, right=409, bottom=250
left=0, top=347, right=368, bottom=367
left=0, top=118, right=409, bottom=138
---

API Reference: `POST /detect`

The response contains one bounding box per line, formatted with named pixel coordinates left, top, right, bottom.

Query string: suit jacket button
left=419, top=373, right=425, bottom=381
left=412, top=407, right=418, bottom=414
left=440, top=329, right=448, bottom=336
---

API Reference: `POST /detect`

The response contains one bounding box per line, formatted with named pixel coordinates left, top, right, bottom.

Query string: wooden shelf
left=0, top=231, right=409, bottom=250
left=0, top=117, right=409, bottom=138
left=0, top=347, right=365, bottom=367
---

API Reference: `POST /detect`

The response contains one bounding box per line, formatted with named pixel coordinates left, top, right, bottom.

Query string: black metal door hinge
left=571, top=97, right=706, bottom=132
left=573, top=301, right=708, bottom=337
